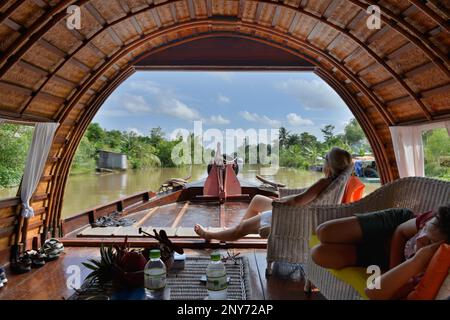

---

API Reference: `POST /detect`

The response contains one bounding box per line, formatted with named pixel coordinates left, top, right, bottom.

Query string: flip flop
left=43, top=238, right=64, bottom=260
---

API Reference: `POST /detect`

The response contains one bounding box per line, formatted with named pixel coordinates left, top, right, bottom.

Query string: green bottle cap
left=211, top=252, right=221, bottom=261
left=150, top=249, right=161, bottom=259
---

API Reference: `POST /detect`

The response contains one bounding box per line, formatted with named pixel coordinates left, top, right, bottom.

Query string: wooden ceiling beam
left=53, top=75, right=78, bottom=88
left=0, top=109, right=54, bottom=123
left=421, top=83, right=450, bottom=99
left=36, top=91, right=65, bottom=104
left=385, top=82, right=450, bottom=107
left=237, top=0, right=245, bottom=19
left=206, top=0, right=213, bottom=17
left=32, top=0, right=49, bottom=9
left=84, top=2, right=106, bottom=26
left=0, top=81, right=32, bottom=95
left=85, top=3, right=124, bottom=47
left=323, top=0, right=340, bottom=20
left=287, top=12, right=299, bottom=34
left=117, top=0, right=130, bottom=14
left=346, top=0, right=449, bottom=75
left=187, top=0, right=196, bottom=19
left=0, top=0, right=24, bottom=25
left=56, top=21, right=396, bottom=148
left=170, top=3, right=178, bottom=23
left=16, top=60, right=48, bottom=76
left=1, top=0, right=444, bottom=128
left=254, top=2, right=264, bottom=23
left=150, top=8, right=162, bottom=28
left=0, top=0, right=80, bottom=70
left=37, top=38, right=67, bottom=58
left=403, top=61, right=434, bottom=78
left=406, top=0, right=450, bottom=33
left=271, top=6, right=281, bottom=27
left=345, top=9, right=366, bottom=31
left=3, top=17, right=24, bottom=32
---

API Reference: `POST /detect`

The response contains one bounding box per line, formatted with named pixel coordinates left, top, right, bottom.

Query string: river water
left=0, top=165, right=380, bottom=219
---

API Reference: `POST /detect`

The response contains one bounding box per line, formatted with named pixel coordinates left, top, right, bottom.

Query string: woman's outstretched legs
left=311, top=216, right=363, bottom=269
left=240, top=195, right=273, bottom=222
left=195, top=214, right=261, bottom=241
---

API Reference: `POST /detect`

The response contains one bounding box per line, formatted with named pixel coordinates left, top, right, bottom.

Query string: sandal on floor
left=25, top=250, right=46, bottom=268
left=0, top=266, right=7, bottom=286
left=43, top=238, right=64, bottom=261
left=11, top=254, right=31, bottom=274
left=91, top=216, right=116, bottom=228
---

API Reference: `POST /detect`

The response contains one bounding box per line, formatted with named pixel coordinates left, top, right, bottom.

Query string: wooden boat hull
left=61, top=178, right=277, bottom=248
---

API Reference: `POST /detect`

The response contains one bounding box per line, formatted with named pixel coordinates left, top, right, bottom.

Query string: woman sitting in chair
left=311, top=203, right=450, bottom=299
left=194, top=147, right=352, bottom=241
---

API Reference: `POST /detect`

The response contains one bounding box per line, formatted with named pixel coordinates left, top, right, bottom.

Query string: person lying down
left=194, top=147, right=352, bottom=242
left=311, top=203, right=450, bottom=300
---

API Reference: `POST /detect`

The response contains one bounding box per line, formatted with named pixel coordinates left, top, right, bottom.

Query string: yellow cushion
left=309, top=235, right=369, bottom=300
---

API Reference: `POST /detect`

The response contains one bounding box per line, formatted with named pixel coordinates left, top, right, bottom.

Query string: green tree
left=279, top=127, right=290, bottom=149
left=0, top=123, right=33, bottom=188
left=423, top=128, right=450, bottom=180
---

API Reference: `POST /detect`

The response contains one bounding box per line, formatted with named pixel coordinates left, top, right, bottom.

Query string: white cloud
left=159, top=98, right=201, bottom=121
left=286, top=113, right=314, bottom=126
left=275, top=79, right=347, bottom=111
left=240, top=111, right=281, bottom=128
left=217, top=94, right=230, bottom=104
left=122, top=95, right=151, bottom=114
left=207, top=115, right=230, bottom=125
left=128, top=80, right=161, bottom=94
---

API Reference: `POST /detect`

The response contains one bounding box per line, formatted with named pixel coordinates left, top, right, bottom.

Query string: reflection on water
left=0, top=165, right=381, bottom=219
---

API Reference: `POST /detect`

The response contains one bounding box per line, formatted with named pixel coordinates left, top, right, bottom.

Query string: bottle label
left=145, top=271, right=166, bottom=290
left=207, top=274, right=228, bottom=291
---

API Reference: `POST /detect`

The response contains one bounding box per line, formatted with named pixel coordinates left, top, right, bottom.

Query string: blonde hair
left=325, top=147, right=352, bottom=178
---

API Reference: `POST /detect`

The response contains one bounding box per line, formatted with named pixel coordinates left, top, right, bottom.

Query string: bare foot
left=194, top=224, right=211, bottom=241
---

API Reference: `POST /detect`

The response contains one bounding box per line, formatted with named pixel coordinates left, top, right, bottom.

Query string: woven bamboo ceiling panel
left=0, top=1, right=449, bottom=227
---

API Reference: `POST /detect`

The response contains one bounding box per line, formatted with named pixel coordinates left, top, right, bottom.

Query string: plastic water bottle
left=144, top=249, right=167, bottom=300
left=206, top=252, right=228, bottom=300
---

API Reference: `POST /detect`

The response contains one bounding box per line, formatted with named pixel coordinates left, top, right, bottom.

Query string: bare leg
left=316, top=216, right=363, bottom=244
left=310, top=243, right=357, bottom=269
left=195, top=214, right=261, bottom=241
left=240, top=195, right=273, bottom=222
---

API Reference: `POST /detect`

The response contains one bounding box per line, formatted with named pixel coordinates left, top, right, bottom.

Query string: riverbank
left=0, top=166, right=381, bottom=220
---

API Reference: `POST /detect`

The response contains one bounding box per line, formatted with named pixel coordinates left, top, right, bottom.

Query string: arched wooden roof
left=0, top=0, right=448, bottom=257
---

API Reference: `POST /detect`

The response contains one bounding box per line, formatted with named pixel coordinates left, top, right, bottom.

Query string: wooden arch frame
left=43, top=28, right=399, bottom=239
left=0, top=0, right=447, bottom=257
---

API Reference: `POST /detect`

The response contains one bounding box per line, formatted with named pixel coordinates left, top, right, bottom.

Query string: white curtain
left=21, top=123, right=59, bottom=218
left=389, top=120, right=450, bottom=178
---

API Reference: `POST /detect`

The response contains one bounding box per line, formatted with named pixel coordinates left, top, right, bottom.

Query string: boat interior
left=0, top=0, right=449, bottom=300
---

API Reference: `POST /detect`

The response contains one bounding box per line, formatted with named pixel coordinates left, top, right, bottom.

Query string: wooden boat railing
left=61, top=189, right=159, bottom=236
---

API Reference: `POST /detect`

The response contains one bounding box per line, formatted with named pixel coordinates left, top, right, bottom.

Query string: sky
left=93, top=71, right=354, bottom=147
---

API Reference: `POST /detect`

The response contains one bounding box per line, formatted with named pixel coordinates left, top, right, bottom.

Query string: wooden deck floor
left=0, top=247, right=324, bottom=300
left=74, top=201, right=262, bottom=240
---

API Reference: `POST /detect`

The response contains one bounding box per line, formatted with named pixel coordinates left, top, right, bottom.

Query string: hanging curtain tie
left=21, top=202, right=35, bottom=218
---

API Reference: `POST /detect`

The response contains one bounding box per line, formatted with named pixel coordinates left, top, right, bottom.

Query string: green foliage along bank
left=0, top=120, right=448, bottom=190
left=0, top=123, right=33, bottom=188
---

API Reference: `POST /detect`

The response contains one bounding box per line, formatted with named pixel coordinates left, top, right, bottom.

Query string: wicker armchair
left=265, top=166, right=353, bottom=276
left=303, top=177, right=450, bottom=299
